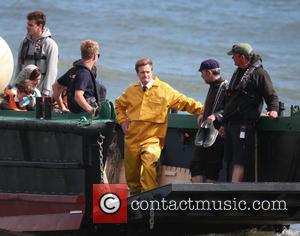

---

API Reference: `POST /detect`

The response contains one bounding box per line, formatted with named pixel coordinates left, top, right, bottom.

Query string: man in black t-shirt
left=52, top=39, right=100, bottom=113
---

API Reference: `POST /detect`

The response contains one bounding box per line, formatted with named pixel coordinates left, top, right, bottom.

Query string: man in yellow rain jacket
left=115, top=58, right=204, bottom=195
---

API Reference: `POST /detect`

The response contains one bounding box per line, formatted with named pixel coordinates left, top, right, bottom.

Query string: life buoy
left=0, top=37, right=14, bottom=93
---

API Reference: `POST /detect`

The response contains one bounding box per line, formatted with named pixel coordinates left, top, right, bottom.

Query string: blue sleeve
left=73, top=70, right=90, bottom=91
left=57, top=71, right=70, bottom=87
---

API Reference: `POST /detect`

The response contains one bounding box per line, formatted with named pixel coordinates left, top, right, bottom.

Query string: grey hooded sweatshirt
left=16, top=27, right=58, bottom=96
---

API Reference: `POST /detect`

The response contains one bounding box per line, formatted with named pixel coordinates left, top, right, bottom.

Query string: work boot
left=194, top=128, right=206, bottom=146
left=203, top=123, right=218, bottom=148
left=191, top=175, right=205, bottom=183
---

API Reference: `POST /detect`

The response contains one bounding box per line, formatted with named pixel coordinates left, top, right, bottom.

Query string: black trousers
left=190, top=136, right=224, bottom=180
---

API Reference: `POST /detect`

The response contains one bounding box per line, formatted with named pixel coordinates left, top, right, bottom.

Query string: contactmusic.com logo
left=93, top=184, right=128, bottom=223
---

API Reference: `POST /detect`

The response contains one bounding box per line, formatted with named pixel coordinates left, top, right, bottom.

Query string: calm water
left=1, top=0, right=300, bottom=108
left=0, top=0, right=300, bottom=234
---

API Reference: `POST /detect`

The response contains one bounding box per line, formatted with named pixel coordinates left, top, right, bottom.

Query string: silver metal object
left=97, top=132, right=105, bottom=183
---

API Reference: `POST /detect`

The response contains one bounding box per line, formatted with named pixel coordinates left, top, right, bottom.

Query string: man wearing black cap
left=190, top=59, right=228, bottom=183
left=223, top=43, right=279, bottom=182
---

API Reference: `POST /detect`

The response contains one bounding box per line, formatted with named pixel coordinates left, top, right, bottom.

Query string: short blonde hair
left=80, top=39, right=99, bottom=60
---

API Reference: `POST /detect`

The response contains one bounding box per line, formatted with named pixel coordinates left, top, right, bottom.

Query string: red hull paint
left=0, top=193, right=85, bottom=232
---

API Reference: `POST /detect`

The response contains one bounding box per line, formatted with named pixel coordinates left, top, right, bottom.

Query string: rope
left=106, top=132, right=122, bottom=183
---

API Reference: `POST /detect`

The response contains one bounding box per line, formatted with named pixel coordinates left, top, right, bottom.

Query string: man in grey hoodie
left=16, top=11, right=58, bottom=97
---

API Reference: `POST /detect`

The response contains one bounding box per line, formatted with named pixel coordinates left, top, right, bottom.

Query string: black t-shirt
left=202, top=79, right=224, bottom=121
left=58, top=65, right=97, bottom=113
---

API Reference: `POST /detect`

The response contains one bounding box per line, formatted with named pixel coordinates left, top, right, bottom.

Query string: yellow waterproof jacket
left=115, top=77, right=204, bottom=148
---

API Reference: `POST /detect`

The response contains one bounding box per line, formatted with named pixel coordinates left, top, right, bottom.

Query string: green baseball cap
left=227, top=43, right=253, bottom=57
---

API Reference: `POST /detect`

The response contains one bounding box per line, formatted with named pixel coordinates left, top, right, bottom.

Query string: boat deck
left=128, top=183, right=300, bottom=233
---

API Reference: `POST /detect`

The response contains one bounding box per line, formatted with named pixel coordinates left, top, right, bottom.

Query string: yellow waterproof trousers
left=124, top=142, right=161, bottom=195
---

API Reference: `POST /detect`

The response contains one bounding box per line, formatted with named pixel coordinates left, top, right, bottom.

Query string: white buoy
left=0, top=37, right=14, bottom=92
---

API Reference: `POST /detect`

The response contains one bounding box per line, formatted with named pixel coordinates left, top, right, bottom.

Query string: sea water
left=0, top=0, right=299, bottom=235
left=1, top=0, right=300, bottom=106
